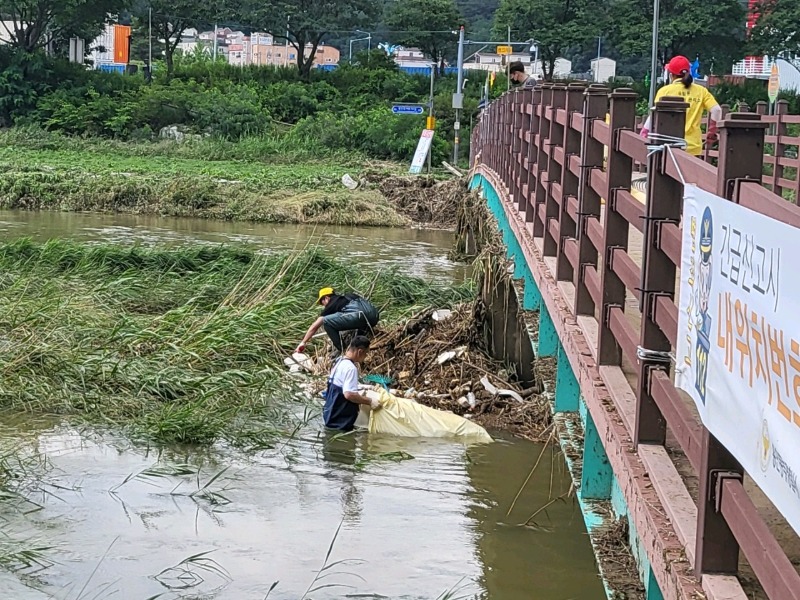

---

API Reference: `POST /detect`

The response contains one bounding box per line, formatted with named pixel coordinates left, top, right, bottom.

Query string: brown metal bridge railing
left=469, top=84, right=800, bottom=600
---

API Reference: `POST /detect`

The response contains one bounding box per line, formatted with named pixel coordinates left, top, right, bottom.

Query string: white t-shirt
left=331, top=359, right=359, bottom=393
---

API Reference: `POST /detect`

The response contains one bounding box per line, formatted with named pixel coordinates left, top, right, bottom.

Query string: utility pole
left=507, top=25, right=511, bottom=91
left=148, top=7, right=152, bottom=78
left=648, top=0, right=660, bottom=108
left=595, top=35, right=602, bottom=82
left=428, top=62, right=435, bottom=175
left=453, top=26, right=465, bottom=165
left=284, top=16, right=290, bottom=67
left=213, top=23, right=218, bottom=61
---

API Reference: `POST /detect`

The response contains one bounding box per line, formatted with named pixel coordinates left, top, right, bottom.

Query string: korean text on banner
left=676, top=184, right=800, bottom=535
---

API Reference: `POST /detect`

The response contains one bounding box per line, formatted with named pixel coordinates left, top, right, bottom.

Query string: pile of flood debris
left=363, top=302, right=554, bottom=442
left=366, top=173, right=469, bottom=229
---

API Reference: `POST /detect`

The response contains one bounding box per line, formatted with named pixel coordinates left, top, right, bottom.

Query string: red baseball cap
left=666, top=56, right=692, bottom=76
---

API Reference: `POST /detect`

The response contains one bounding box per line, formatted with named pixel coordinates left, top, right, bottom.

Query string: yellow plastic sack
left=368, top=389, right=493, bottom=443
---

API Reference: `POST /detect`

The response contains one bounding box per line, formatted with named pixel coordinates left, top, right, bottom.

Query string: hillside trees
left=748, top=0, right=800, bottom=59
left=606, top=0, right=746, bottom=75
left=385, top=0, right=462, bottom=71
left=0, top=0, right=125, bottom=52
left=494, top=0, right=600, bottom=80
left=239, top=0, right=381, bottom=79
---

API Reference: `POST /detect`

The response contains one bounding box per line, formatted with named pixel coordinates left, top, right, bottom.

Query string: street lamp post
left=648, top=0, right=660, bottom=108
left=349, top=35, right=371, bottom=62
left=453, top=26, right=465, bottom=164
left=355, top=29, right=372, bottom=53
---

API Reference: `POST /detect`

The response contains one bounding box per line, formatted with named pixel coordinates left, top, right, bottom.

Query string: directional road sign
left=392, top=104, right=425, bottom=115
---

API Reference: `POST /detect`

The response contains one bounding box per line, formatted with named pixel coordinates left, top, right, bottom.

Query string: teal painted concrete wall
left=470, top=173, right=665, bottom=600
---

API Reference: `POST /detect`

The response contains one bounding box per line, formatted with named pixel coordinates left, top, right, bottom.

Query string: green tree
left=749, top=0, right=800, bottom=58
left=494, top=0, right=601, bottom=80
left=131, top=0, right=233, bottom=75
left=607, top=0, right=746, bottom=76
left=240, top=0, right=381, bottom=80
left=385, top=0, right=462, bottom=71
left=0, top=0, right=126, bottom=52
left=455, top=0, right=499, bottom=42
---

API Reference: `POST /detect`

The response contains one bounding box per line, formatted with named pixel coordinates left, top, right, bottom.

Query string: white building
left=591, top=57, right=616, bottom=83
left=465, top=52, right=531, bottom=73
left=394, top=47, right=430, bottom=68
left=465, top=52, right=572, bottom=79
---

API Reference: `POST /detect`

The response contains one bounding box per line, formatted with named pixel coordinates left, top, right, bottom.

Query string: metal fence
left=470, top=83, right=800, bottom=599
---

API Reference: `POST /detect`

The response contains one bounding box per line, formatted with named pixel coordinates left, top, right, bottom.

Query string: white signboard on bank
left=409, top=129, right=434, bottom=174
left=676, top=184, right=800, bottom=535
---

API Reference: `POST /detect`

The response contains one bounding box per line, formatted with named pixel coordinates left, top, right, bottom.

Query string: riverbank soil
left=0, top=133, right=470, bottom=229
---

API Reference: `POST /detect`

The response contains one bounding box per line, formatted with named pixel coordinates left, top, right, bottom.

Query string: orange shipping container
left=114, top=25, right=131, bottom=64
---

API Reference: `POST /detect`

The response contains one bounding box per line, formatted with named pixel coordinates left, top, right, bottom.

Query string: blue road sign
left=392, top=104, right=425, bottom=115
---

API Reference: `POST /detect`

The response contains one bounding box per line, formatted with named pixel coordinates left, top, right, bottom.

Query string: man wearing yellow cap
left=295, top=288, right=380, bottom=355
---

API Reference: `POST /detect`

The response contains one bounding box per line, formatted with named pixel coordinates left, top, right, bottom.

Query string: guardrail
left=704, top=101, right=800, bottom=203
left=470, top=84, right=800, bottom=599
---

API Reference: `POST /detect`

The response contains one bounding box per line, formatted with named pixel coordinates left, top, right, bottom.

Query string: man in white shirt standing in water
left=323, top=335, right=381, bottom=431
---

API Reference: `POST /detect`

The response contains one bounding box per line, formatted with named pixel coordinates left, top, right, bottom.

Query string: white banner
left=409, top=129, right=434, bottom=174
left=676, top=184, right=800, bottom=536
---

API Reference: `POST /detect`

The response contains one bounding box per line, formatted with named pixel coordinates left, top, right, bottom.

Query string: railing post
left=556, top=83, right=586, bottom=282
left=695, top=111, right=768, bottom=576
left=772, top=100, right=788, bottom=199
left=598, top=88, right=637, bottom=364
left=526, top=86, right=543, bottom=225
left=574, top=85, right=608, bottom=315
left=524, top=88, right=540, bottom=223
left=518, top=89, right=534, bottom=213
left=506, top=94, right=514, bottom=190
left=509, top=93, right=520, bottom=206
left=543, top=84, right=566, bottom=257
left=533, top=84, right=553, bottom=238
left=498, top=96, right=509, bottom=183
left=485, top=103, right=494, bottom=171
left=635, top=96, right=687, bottom=445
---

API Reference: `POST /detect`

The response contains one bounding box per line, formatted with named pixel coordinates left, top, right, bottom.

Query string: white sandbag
left=283, top=352, right=314, bottom=373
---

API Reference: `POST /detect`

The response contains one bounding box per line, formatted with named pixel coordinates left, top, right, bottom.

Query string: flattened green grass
left=0, top=239, right=471, bottom=445
left=0, top=129, right=407, bottom=226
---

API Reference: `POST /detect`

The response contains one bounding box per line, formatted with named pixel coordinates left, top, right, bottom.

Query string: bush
left=290, top=107, right=448, bottom=163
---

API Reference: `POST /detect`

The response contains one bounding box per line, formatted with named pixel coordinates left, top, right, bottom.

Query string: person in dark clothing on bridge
left=323, top=335, right=381, bottom=431
left=295, top=287, right=380, bottom=355
left=509, top=61, right=536, bottom=88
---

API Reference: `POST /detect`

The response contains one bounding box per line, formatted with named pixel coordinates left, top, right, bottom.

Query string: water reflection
left=0, top=210, right=467, bottom=282
left=0, top=423, right=603, bottom=599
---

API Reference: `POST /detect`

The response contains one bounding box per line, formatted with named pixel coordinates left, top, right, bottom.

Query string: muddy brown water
left=0, top=210, right=604, bottom=599
left=0, top=210, right=467, bottom=283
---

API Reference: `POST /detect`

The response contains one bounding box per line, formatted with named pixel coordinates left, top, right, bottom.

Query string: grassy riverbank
left=0, top=128, right=413, bottom=226
left=0, top=239, right=471, bottom=446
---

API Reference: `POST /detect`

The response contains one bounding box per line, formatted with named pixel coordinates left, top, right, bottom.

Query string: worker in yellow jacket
left=640, top=56, right=722, bottom=156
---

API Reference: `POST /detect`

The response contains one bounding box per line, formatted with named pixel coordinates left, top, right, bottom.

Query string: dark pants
left=323, top=301, right=379, bottom=352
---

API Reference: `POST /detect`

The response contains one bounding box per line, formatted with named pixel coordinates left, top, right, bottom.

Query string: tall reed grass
left=0, top=240, right=471, bottom=445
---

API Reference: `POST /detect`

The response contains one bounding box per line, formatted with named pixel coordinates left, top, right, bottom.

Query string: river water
left=0, top=210, right=604, bottom=599
left=0, top=210, right=466, bottom=282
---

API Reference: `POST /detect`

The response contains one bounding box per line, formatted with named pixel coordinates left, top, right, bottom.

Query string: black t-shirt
left=321, top=293, right=360, bottom=317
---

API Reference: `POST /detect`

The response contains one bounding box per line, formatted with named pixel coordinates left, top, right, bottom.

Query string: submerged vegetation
left=0, top=239, right=471, bottom=445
